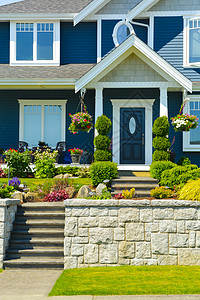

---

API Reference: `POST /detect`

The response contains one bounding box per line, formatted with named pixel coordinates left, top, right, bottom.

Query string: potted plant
left=38, top=141, right=47, bottom=147
left=68, top=148, right=83, bottom=164
left=68, top=105, right=93, bottom=134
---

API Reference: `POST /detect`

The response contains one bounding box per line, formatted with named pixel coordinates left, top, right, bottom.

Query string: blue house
left=0, top=0, right=200, bottom=167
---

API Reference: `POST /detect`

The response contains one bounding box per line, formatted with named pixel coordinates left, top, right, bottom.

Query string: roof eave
left=126, top=0, right=160, bottom=21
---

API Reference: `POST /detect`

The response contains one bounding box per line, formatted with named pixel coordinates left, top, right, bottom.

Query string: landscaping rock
left=65, top=186, right=75, bottom=198
left=96, top=183, right=106, bottom=196
left=64, top=173, right=73, bottom=178
left=54, top=174, right=64, bottom=179
left=77, top=185, right=91, bottom=198
left=25, top=192, right=40, bottom=202
left=11, top=191, right=24, bottom=202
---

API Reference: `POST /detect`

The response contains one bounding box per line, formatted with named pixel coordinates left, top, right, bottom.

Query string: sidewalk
left=0, top=270, right=200, bottom=300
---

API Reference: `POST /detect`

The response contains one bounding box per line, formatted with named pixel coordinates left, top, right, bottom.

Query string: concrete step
left=6, top=248, right=64, bottom=259
left=9, top=238, right=64, bottom=247
left=3, top=258, right=64, bottom=269
left=112, top=176, right=158, bottom=183
left=13, top=220, right=64, bottom=229
left=19, top=203, right=64, bottom=211
left=11, top=230, right=64, bottom=239
left=15, top=212, right=65, bottom=220
left=111, top=183, right=158, bottom=190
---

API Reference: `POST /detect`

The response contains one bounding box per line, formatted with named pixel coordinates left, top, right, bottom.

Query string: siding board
left=0, top=22, right=9, bottom=64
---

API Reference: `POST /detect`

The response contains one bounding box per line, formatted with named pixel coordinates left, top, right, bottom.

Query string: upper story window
left=184, top=18, right=200, bottom=67
left=10, top=21, right=60, bottom=66
left=113, top=21, right=134, bottom=47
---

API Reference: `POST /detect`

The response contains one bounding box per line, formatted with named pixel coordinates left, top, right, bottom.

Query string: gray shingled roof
left=0, top=64, right=95, bottom=79
left=0, top=0, right=93, bottom=14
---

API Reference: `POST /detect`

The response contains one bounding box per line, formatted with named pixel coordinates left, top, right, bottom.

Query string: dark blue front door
left=120, top=108, right=145, bottom=164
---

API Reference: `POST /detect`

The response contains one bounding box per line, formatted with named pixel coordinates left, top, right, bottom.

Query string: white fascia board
left=74, top=0, right=110, bottom=25
left=0, top=79, right=76, bottom=86
left=75, top=34, right=192, bottom=93
left=0, top=13, right=75, bottom=20
left=126, top=0, right=160, bottom=21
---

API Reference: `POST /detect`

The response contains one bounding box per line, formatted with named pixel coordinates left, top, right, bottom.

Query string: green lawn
left=0, top=269, right=3, bottom=273
left=49, top=266, right=200, bottom=296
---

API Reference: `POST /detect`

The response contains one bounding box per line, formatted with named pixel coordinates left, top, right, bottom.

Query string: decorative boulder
left=25, top=192, right=39, bottom=202
left=54, top=174, right=64, bottom=179
left=65, top=186, right=75, bottom=198
left=96, top=183, right=107, bottom=196
left=12, top=191, right=24, bottom=202
left=77, top=185, right=92, bottom=198
left=64, top=173, right=73, bottom=178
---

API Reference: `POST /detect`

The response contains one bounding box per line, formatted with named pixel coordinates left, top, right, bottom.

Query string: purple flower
left=9, top=177, right=21, bottom=187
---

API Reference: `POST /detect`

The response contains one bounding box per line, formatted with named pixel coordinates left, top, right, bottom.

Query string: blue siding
left=154, top=17, right=200, bottom=81
left=0, top=22, right=9, bottom=64
left=102, top=19, right=148, bottom=57
left=168, top=92, right=200, bottom=166
left=0, top=90, right=95, bottom=153
left=60, top=22, right=97, bottom=64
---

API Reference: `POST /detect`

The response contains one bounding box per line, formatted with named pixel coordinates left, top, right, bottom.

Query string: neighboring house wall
left=100, top=53, right=167, bottom=82
left=154, top=17, right=200, bottom=81
left=60, top=22, right=97, bottom=64
left=96, top=0, right=141, bottom=15
left=0, top=90, right=95, bottom=152
left=0, top=22, right=9, bottom=64
left=149, top=0, right=200, bottom=11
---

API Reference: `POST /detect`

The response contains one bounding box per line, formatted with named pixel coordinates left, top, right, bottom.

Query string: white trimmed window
left=183, top=96, right=200, bottom=151
left=184, top=18, right=200, bottom=67
left=112, top=21, right=134, bottom=47
left=18, top=100, right=67, bottom=148
left=10, top=21, right=60, bottom=66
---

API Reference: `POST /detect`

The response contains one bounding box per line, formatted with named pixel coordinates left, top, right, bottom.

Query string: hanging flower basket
left=171, top=114, right=199, bottom=132
left=68, top=110, right=93, bottom=134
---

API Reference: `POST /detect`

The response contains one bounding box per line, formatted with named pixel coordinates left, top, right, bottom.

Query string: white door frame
left=110, top=99, right=155, bottom=165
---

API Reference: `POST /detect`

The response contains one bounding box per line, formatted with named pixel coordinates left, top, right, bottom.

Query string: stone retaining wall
left=0, top=199, right=20, bottom=268
left=64, top=199, right=200, bottom=269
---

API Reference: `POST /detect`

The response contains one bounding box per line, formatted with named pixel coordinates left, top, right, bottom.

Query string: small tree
left=94, top=115, right=112, bottom=161
left=152, top=116, right=170, bottom=162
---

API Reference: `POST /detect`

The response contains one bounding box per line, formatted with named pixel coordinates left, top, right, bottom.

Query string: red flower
left=84, top=119, right=87, bottom=122
left=87, top=125, right=90, bottom=128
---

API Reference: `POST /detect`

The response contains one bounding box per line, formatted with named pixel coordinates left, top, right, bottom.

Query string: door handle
left=142, top=134, right=145, bottom=145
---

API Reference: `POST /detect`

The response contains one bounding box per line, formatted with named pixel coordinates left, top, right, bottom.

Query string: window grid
left=190, top=101, right=200, bottom=110
left=189, top=19, right=200, bottom=29
left=16, top=23, right=33, bottom=32
left=37, top=23, right=53, bottom=32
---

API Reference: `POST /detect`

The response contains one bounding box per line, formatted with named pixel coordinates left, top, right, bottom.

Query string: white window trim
left=112, top=20, right=135, bottom=47
left=18, top=99, right=67, bottom=147
left=183, top=17, right=200, bottom=68
left=183, top=95, right=200, bottom=152
left=110, top=99, right=155, bottom=165
left=10, top=21, right=60, bottom=66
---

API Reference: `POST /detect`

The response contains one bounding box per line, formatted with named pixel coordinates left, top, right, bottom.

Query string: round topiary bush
left=153, top=136, right=171, bottom=151
left=152, top=150, right=170, bottom=162
left=95, top=115, right=111, bottom=135
left=94, top=149, right=112, bottom=161
left=94, top=135, right=111, bottom=151
left=152, top=116, right=169, bottom=137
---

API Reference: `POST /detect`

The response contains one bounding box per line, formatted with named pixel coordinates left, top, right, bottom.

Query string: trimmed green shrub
left=150, top=186, right=173, bottom=199
left=152, top=150, right=170, bottom=162
left=178, top=178, right=200, bottom=201
left=90, top=161, right=118, bottom=186
left=94, top=135, right=111, bottom=150
left=153, top=136, right=171, bottom=151
left=4, top=149, right=31, bottom=178
left=150, top=161, right=177, bottom=181
left=152, top=116, right=169, bottom=136
left=56, top=166, right=79, bottom=176
left=177, top=156, right=191, bottom=166
left=95, top=115, right=112, bottom=135
left=94, top=150, right=112, bottom=162
left=160, top=165, right=199, bottom=188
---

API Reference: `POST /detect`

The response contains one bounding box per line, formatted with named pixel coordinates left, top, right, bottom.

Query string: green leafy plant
left=94, top=150, right=112, bottom=162
left=150, top=186, right=173, bottom=199
left=4, top=149, right=31, bottom=177
left=150, top=161, right=177, bottom=181
left=89, top=161, right=118, bottom=186
left=56, top=166, right=79, bottom=176
left=88, top=188, right=111, bottom=199
left=152, top=116, right=170, bottom=162
left=178, top=178, right=200, bottom=201
left=0, top=185, right=14, bottom=198
left=34, top=148, right=58, bottom=178
left=152, top=150, right=170, bottom=162
left=94, top=135, right=111, bottom=150
left=177, top=156, right=191, bottom=166
left=95, top=115, right=111, bottom=135
left=75, top=167, right=90, bottom=178
left=122, top=188, right=135, bottom=199
left=153, top=137, right=171, bottom=151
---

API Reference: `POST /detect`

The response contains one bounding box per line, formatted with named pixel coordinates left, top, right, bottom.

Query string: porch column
left=160, top=87, right=168, bottom=117
left=95, top=88, right=103, bottom=137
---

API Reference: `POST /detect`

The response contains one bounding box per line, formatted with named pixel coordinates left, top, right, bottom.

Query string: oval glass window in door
left=129, top=117, right=136, bottom=135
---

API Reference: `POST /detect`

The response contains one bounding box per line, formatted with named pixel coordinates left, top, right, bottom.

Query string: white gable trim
left=126, top=0, right=160, bottom=21
left=75, top=34, right=192, bottom=93
left=74, top=0, right=110, bottom=25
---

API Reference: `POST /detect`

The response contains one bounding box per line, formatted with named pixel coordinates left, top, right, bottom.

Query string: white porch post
left=160, top=87, right=168, bottom=117
left=95, top=88, right=103, bottom=137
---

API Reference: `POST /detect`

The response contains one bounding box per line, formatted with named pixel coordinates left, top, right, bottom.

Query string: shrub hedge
left=150, top=161, right=177, bottom=181
left=89, top=161, right=118, bottom=186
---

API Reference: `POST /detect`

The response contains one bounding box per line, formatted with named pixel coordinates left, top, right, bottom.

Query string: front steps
left=111, top=176, right=158, bottom=198
left=3, top=203, right=65, bottom=269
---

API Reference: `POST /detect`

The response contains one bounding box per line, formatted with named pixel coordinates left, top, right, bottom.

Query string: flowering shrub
left=68, top=106, right=93, bottom=134
left=0, top=185, right=14, bottom=198
left=171, top=114, right=199, bottom=132
left=34, top=148, right=58, bottom=178
left=150, top=186, right=173, bottom=199
left=9, top=177, right=21, bottom=188
left=4, top=149, right=31, bottom=177
left=113, top=193, right=124, bottom=199
left=122, top=188, right=135, bottom=199
left=68, top=148, right=83, bottom=155
left=44, top=190, right=69, bottom=202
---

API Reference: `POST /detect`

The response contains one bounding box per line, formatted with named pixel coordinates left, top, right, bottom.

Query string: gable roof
left=126, top=0, right=160, bottom=20
left=0, top=0, right=93, bottom=15
left=75, top=34, right=192, bottom=93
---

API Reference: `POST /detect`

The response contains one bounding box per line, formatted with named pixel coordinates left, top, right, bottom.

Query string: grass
left=49, top=266, right=200, bottom=296
left=0, top=269, right=3, bottom=273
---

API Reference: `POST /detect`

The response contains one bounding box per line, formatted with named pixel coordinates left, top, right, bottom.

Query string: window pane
left=16, top=31, right=33, bottom=60
left=189, top=28, right=200, bottom=63
left=117, top=24, right=130, bottom=44
left=190, top=101, right=200, bottom=145
left=24, top=105, right=41, bottom=147
left=37, top=31, right=53, bottom=60
left=44, top=105, right=62, bottom=147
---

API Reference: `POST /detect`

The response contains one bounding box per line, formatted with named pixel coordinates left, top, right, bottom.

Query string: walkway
left=0, top=270, right=200, bottom=300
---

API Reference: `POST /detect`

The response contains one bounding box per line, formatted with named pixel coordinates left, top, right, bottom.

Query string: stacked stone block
left=64, top=199, right=200, bottom=269
left=0, top=199, right=20, bottom=268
